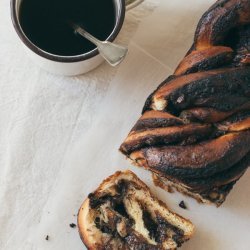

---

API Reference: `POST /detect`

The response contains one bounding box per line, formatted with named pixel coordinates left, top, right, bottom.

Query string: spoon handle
left=73, top=25, right=100, bottom=46
left=70, top=23, right=128, bottom=66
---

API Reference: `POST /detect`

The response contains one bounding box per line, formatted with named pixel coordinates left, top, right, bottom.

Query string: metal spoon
left=69, top=22, right=128, bottom=66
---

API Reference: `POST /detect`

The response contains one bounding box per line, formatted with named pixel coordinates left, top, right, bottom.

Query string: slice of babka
left=78, top=170, right=194, bottom=249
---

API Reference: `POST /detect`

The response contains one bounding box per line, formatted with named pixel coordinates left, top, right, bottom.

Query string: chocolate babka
left=78, top=171, right=194, bottom=250
left=120, top=0, right=250, bottom=206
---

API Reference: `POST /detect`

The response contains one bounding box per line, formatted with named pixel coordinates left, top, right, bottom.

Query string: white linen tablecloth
left=1, top=0, right=250, bottom=249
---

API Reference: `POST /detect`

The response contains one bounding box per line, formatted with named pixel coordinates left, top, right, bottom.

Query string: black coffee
left=19, top=0, right=116, bottom=56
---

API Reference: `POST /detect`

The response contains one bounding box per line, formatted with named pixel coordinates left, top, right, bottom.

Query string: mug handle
left=125, top=0, right=144, bottom=10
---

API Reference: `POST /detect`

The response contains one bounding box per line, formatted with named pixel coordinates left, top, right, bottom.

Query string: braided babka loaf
left=120, top=0, right=250, bottom=206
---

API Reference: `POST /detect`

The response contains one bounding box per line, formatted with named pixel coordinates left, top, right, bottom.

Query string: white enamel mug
left=11, top=0, right=143, bottom=76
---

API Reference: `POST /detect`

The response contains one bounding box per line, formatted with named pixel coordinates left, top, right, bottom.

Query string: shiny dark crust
left=120, top=0, right=250, bottom=205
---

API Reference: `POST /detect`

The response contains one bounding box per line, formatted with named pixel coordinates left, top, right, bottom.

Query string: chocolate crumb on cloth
left=78, top=171, right=194, bottom=250
left=179, top=201, right=187, bottom=210
left=69, top=223, right=76, bottom=228
left=120, top=0, right=250, bottom=206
